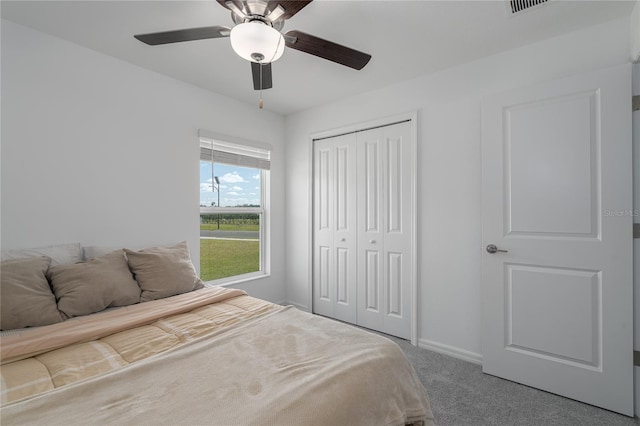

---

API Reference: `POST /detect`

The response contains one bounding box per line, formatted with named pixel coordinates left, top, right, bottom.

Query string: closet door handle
left=340, top=238, right=346, bottom=242
left=486, top=244, right=508, bottom=254
left=369, top=240, right=376, bottom=244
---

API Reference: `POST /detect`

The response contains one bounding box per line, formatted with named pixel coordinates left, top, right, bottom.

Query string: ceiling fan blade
left=266, top=1, right=313, bottom=20
left=216, top=0, right=244, bottom=13
left=251, top=62, right=273, bottom=90
left=134, top=26, right=230, bottom=46
left=284, top=30, right=371, bottom=70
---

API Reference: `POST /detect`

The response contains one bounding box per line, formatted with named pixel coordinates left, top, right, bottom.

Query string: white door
left=313, top=133, right=357, bottom=323
left=481, top=64, right=633, bottom=415
left=357, top=122, right=414, bottom=339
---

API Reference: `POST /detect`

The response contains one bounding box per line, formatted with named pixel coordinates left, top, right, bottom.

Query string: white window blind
left=200, top=137, right=270, bottom=170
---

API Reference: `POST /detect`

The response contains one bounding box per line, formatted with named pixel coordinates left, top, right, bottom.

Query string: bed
left=0, top=242, right=434, bottom=425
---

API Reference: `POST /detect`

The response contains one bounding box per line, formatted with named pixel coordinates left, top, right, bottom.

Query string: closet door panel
left=313, top=140, right=335, bottom=317
left=381, top=122, right=413, bottom=339
left=336, top=248, right=349, bottom=303
left=365, top=250, right=381, bottom=311
left=318, top=246, right=331, bottom=300
left=386, top=135, right=403, bottom=233
left=387, top=251, right=403, bottom=317
left=317, top=148, right=332, bottom=231
left=363, top=140, right=380, bottom=232
left=333, top=134, right=357, bottom=323
left=357, top=129, right=385, bottom=331
left=313, top=134, right=357, bottom=323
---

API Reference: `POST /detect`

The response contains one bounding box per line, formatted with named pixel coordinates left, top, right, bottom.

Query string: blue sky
left=200, top=162, right=261, bottom=207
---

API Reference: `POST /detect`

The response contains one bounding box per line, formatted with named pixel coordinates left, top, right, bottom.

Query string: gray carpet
left=381, top=334, right=638, bottom=426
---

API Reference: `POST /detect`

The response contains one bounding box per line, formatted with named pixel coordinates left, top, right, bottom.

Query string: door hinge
left=634, top=223, right=640, bottom=239
left=633, top=95, right=640, bottom=112
left=635, top=350, right=640, bottom=366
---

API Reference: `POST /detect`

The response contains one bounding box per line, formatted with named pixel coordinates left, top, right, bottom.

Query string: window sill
left=203, top=271, right=270, bottom=288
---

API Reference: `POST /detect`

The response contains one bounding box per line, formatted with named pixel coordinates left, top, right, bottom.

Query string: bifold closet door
left=357, top=122, right=413, bottom=339
left=312, top=133, right=357, bottom=323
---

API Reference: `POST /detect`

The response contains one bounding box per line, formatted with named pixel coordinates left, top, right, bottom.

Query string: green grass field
left=200, top=223, right=259, bottom=232
left=200, top=238, right=259, bottom=281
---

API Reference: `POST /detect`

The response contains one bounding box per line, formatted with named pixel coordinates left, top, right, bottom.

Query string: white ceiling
left=1, top=1, right=635, bottom=115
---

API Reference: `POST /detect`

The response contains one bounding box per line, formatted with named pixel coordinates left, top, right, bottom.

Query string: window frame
left=198, top=131, right=271, bottom=285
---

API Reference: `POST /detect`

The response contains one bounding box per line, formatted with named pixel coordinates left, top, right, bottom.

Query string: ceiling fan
left=134, top=0, right=371, bottom=96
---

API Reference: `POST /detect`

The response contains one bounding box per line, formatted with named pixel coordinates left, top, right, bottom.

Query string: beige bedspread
left=1, top=288, right=434, bottom=425
left=1, top=286, right=249, bottom=364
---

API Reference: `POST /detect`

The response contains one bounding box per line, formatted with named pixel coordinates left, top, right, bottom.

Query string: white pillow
left=1, top=243, right=81, bottom=266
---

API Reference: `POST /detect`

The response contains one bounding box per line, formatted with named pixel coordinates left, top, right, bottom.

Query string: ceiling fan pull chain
left=259, top=60, right=264, bottom=109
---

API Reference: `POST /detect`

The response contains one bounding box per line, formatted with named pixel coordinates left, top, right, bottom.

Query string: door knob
left=369, top=240, right=376, bottom=244
left=340, top=238, right=346, bottom=242
left=486, top=244, right=508, bottom=254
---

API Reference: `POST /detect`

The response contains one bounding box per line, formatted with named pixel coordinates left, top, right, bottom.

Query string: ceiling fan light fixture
left=230, top=21, right=285, bottom=63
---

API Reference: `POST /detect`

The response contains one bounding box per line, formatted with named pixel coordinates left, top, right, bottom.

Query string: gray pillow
left=124, top=241, right=204, bottom=302
left=0, top=257, right=64, bottom=330
left=48, top=250, right=141, bottom=318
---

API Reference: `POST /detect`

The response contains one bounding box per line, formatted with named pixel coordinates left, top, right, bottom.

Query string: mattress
left=0, top=287, right=434, bottom=425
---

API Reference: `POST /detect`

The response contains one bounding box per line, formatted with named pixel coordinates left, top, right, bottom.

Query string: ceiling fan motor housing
left=228, top=1, right=286, bottom=31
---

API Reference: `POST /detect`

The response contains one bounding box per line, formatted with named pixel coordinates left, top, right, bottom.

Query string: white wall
left=284, top=17, right=632, bottom=361
left=633, top=62, right=640, bottom=417
left=1, top=20, right=286, bottom=303
left=631, top=0, right=640, bottom=62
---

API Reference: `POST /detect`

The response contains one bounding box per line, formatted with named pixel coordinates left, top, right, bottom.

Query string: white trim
left=198, top=129, right=273, bottom=151
left=418, top=338, right=484, bottom=365
left=408, top=111, right=418, bottom=347
left=261, top=168, right=270, bottom=276
left=306, top=130, right=314, bottom=314
left=307, top=110, right=419, bottom=346
left=630, top=0, right=639, bottom=63
left=197, top=129, right=271, bottom=283
left=283, top=300, right=310, bottom=312
left=204, top=271, right=270, bottom=287
left=199, top=139, right=270, bottom=160
left=309, top=112, right=416, bottom=142
left=200, top=207, right=263, bottom=214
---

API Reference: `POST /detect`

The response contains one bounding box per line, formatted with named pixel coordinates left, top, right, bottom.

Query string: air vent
left=509, top=0, right=549, bottom=14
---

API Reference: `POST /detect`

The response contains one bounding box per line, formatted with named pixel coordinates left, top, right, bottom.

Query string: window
left=199, top=135, right=270, bottom=283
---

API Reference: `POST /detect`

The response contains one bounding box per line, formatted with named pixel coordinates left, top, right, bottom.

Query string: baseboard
left=280, top=306, right=483, bottom=365
left=418, top=338, right=483, bottom=365
left=282, top=300, right=310, bottom=312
